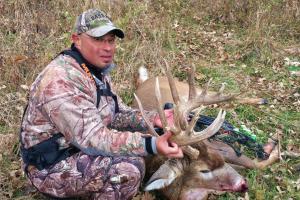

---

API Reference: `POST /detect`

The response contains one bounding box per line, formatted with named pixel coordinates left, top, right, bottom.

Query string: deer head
left=143, top=143, right=248, bottom=199
left=134, top=61, right=248, bottom=199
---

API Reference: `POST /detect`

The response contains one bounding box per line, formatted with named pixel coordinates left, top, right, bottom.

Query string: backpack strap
left=61, top=45, right=119, bottom=113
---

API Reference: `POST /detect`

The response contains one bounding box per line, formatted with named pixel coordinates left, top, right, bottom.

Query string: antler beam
left=134, top=61, right=239, bottom=159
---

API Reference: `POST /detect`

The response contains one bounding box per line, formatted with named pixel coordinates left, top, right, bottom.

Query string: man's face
left=73, top=32, right=116, bottom=69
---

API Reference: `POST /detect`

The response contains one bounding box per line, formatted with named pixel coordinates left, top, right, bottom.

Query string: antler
left=134, top=60, right=238, bottom=158
left=163, top=60, right=236, bottom=143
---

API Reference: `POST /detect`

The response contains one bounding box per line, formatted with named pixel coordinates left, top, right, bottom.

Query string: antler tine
left=191, top=109, right=226, bottom=143
left=172, top=105, right=182, bottom=134
left=164, top=59, right=180, bottom=105
left=218, top=82, right=226, bottom=94
left=172, top=110, right=226, bottom=146
left=188, top=64, right=197, bottom=101
left=186, top=106, right=205, bottom=134
left=200, top=78, right=212, bottom=97
left=186, top=82, right=237, bottom=113
left=134, top=93, right=159, bottom=137
left=163, top=59, right=189, bottom=130
left=155, top=77, right=169, bottom=133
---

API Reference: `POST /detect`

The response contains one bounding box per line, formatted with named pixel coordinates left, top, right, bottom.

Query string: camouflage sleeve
left=109, top=94, right=158, bottom=132
left=40, top=67, right=148, bottom=157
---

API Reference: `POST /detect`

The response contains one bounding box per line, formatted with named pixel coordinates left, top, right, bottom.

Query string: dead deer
left=133, top=65, right=279, bottom=170
left=133, top=66, right=268, bottom=111
left=134, top=61, right=251, bottom=200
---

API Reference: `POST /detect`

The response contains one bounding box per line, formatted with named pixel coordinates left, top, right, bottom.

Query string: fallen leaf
left=13, top=55, right=28, bottom=64
left=255, top=190, right=264, bottom=200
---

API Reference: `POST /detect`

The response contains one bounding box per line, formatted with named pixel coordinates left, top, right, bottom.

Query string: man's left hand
left=153, top=109, right=174, bottom=128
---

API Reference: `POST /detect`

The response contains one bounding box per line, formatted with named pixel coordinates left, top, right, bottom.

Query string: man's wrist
left=144, top=137, right=158, bottom=155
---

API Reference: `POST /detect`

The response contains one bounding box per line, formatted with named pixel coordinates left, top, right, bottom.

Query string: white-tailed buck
left=133, top=66, right=268, bottom=111
left=133, top=62, right=279, bottom=200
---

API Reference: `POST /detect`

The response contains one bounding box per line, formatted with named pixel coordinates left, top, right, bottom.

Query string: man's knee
left=111, top=157, right=145, bottom=184
left=111, top=157, right=145, bottom=198
left=93, top=157, right=145, bottom=200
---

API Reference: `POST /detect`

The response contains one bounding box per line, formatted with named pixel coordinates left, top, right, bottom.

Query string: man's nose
left=102, top=41, right=114, bottom=51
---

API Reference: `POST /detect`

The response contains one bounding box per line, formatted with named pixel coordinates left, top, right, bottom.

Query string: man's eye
left=94, top=37, right=103, bottom=41
left=108, top=39, right=115, bottom=44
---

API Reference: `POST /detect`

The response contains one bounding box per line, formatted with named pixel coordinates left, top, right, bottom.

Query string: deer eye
left=198, top=170, right=213, bottom=180
left=200, top=170, right=210, bottom=173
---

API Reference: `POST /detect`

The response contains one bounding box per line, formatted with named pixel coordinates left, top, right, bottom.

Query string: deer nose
left=233, top=179, right=248, bottom=192
left=240, top=181, right=248, bottom=192
left=237, top=179, right=248, bottom=192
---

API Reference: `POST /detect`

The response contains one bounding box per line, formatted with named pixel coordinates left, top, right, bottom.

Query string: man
left=20, top=8, right=182, bottom=200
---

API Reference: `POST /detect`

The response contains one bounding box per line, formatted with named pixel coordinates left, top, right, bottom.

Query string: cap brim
left=86, top=25, right=124, bottom=38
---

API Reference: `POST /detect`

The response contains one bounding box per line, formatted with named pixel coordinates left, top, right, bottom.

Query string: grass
left=0, top=0, right=299, bottom=199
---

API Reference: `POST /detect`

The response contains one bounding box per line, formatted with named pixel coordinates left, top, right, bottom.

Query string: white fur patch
left=138, top=66, right=149, bottom=82
left=198, top=171, right=213, bottom=180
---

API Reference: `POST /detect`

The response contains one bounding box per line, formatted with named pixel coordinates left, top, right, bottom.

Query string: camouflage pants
left=27, top=152, right=145, bottom=200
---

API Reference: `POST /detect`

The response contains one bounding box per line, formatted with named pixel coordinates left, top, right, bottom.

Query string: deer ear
left=144, top=161, right=183, bottom=191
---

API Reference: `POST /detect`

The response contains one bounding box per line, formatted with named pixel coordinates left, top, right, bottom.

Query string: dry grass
left=0, top=0, right=299, bottom=199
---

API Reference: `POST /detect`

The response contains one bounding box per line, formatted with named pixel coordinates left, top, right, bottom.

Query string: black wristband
left=145, top=137, right=154, bottom=155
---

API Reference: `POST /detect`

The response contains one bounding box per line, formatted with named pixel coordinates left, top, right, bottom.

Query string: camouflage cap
left=74, top=9, right=124, bottom=38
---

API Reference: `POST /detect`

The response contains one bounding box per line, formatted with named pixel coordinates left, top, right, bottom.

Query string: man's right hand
left=156, top=131, right=183, bottom=158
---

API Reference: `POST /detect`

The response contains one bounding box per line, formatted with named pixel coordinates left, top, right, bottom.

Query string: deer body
left=133, top=68, right=277, bottom=169
left=133, top=77, right=193, bottom=111
left=133, top=65, right=277, bottom=199
left=133, top=77, right=267, bottom=111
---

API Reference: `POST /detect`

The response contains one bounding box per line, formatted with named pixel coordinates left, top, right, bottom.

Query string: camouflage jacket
left=20, top=53, right=157, bottom=157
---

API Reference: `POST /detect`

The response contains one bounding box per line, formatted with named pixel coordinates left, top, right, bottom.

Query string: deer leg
left=254, top=145, right=280, bottom=169
left=204, top=140, right=279, bottom=169
left=205, top=140, right=257, bottom=169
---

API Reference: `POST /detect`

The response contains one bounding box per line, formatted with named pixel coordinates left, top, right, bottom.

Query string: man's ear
left=71, top=33, right=81, bottom=49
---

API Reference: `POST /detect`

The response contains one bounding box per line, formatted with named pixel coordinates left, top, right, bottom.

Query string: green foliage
left=0, top=125, right=9, bottom=134
left=235, top=105, right=258, bottom=123
left=118, top=88, right=135, bottom=106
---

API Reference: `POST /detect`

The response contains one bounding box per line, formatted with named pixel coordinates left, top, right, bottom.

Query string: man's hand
left=154, top=109, right=174, bottom=128
left=156, top=131, right=183, bottom=158
left=153, top=109, right=183, bottom=158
